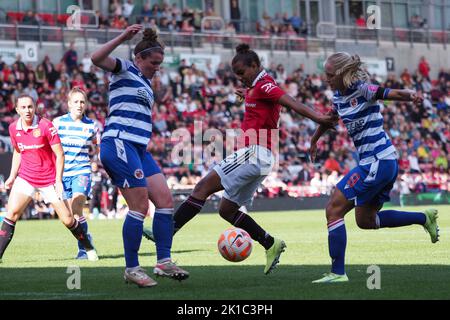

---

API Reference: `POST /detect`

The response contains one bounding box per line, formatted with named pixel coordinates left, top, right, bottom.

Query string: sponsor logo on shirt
left=261, top=82, right=276, bottom=94
left=345, top=119, right=365, bottom=135
left=17, top=143, right=45, bottom=152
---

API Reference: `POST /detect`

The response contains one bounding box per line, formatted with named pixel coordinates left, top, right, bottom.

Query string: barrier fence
left=0, top=23, right=448, bottom=56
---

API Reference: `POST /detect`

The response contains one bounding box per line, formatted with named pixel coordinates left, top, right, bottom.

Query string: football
left=217, top=227, right=253, bottom=262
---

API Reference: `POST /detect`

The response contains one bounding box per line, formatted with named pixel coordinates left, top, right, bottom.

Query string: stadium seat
left=57, top=14, right=70, bottom=25
left=7, top=11, right=25, bottom=23
left=37, top=13, right=56, bottom=26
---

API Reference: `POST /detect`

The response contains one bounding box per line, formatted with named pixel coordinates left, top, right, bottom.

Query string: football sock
left=0, top=218, right=16, bottom=259
left=153, top=208, right=174, bottom=262
left=122, top=211, right=145, bottom=268
left=69, top=219, right=94, bottom=251
left=231, top=211, right=274, bottom=250
left=376, top=210, right=426, bottom=228
left=77, top=216, right=89, bottom=251
left=173, top=196, right=205, bottom=234
left=328, top=218, right=347, bottom=275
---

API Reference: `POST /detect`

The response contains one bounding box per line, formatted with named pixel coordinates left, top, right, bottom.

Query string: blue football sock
left=328, top=218, right=347, bottom=275
left=77, top=216, right=88, bottom=251
left=376, top=210, right=426, bottom=228
left=123, top=211, right=145, bottom=268
left=153, top=208, right=174, bottom=262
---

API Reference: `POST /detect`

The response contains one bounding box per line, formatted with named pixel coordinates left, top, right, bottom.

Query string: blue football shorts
left=62, top=174, right=91, bottom=200
left=336, top=159, right=398, bottom=207
left=100, top=137, right=161, bottom=189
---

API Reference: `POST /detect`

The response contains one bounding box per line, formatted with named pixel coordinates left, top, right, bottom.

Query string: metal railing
left=0, top=23, right=448, bottom=54
left=0, top=23, right=309, bottom=56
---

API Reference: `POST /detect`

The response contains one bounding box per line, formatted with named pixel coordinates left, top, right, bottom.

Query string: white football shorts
left=213, top=145, right=275, bottom=207
left=12, top=176, right=61, bottom=204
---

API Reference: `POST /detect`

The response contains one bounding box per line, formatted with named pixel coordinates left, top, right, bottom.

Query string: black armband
left=112, top=58, right=122, bottom=74
left=374, top=87, right=389, bottom=100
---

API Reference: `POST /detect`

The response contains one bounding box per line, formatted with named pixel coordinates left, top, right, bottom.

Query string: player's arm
left=384, top=88, right=423, bottom=104
left=5, top=149, right=21, bottom=189
left=278, top=94, right=337, bottom=127
left=51, top=143, right=65, bottom=197
left=91, top=24, right=143, bottom=72
left=309, top=125, right=330, bottom=163
left=359, top=83, right=423, bottom=104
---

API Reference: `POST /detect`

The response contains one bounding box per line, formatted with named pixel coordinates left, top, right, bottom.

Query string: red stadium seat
left=37, top=13, right=56, bottom=26
left=7, top=11, right=25, bottom=23
left=57, top=14, right=70, bottom=25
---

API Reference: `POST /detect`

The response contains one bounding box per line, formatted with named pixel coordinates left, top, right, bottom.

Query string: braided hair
left=325, top=52, right=369, bottom=88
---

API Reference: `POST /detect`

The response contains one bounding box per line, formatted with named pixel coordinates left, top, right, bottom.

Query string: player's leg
left=312, top=188, right=354, bottom=283
left=47, top=189, right=98, bottom=261
left=142, top=169, right=223, bottom=242
left=354, top=160, right=438, bottom=242
left=0, top=177, right=33, bottom=261
left=218, top=145, right=285, bottom=274
left=119, top=186, right=157, bottom=287
left=71, top=174, right=93, bottom=258
left=100, top=138, right=156, bottom=287
left=146, top=172, right=189, bottom=280
left=72, top=193, right=90, bottom=258
left=177, top=170, right=223, bottom=232
left=218, top=197, right=286, bottom=274
left=313, top=165, right=358, bottom=284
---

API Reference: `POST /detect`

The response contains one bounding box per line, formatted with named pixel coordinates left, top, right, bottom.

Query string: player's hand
left=121, top=24, right=143, bottom=41
left=410, top=91, right=424, bottom=105
left=235, top=88, right=247, bottom=102
left=4, top=176, right=15, bottom=190
left=317, top=113, right=339, bottom=127
left=309, top=143, right=318, bottom=163
left=55, top=181, right=64, bottom=199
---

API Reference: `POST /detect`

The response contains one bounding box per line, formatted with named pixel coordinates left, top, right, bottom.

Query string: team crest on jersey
left=350, top=98, right=358, bottom=108
left=345, top=173, right=360, bottom=188
left=32, top=128, right=41, bottom=138
left=134, top=169, right=144, bottom=179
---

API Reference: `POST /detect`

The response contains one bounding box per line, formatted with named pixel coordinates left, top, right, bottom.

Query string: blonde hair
left=68, top=87, right=88, bottom=102
left=325, top=52, right=369, bottom=88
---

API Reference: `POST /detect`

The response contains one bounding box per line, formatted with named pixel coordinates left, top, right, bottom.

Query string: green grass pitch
left=1, top=205, right=449, bottom=300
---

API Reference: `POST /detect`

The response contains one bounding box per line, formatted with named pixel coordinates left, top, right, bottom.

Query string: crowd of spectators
left=0, top=42, right=449, bottom=218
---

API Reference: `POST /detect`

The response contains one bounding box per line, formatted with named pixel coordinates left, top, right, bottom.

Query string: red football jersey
left=241, top=70, right=286, bottom=150
left=9, top=116, right=61, bottom=187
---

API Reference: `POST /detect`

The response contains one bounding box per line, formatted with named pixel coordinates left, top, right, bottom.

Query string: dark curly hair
left=231, top=43, right=261, bottom=68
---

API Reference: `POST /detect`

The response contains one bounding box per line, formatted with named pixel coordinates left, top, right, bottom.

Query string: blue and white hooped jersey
left=102, top=57, right=154, bottom=146
left=333, top=81, right=397, bottom=165
left=53, top=113, right=98, bottom=177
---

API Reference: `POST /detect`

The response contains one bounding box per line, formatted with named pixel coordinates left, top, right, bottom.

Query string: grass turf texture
left=0, top=205, right=449, bottom=300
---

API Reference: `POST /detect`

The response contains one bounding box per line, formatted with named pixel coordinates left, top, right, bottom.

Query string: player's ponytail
left=326, top=52, right=369, bottom=88
left=232, top=43, right=261, bottom=68
left=134, top=28, right=165, bottom=59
